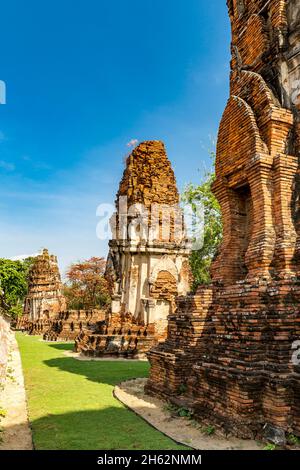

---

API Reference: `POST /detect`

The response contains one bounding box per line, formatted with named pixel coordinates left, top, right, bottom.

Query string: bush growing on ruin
left=182, top=165, right=222, bottom=290
left=64, top=256, right=111, bottom=310
left=0, top=258, right=33, bottom=318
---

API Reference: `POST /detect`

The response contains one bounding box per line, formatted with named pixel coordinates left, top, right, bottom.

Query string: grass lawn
left=16, top=333, right=187, bottom=450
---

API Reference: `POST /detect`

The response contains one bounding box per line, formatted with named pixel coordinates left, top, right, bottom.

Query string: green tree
left=0, top=258, right=34, bottom=319
left=182, top=166, right=222, bottom=290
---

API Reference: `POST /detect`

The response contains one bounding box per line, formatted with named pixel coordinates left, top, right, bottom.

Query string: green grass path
left=16, top=333, right=186, bottom=450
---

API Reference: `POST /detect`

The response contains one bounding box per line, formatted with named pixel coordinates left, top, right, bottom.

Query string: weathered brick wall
left=43, top=309, right=106, bottom=341
left=0, top=313, right=11, bottom=387
left=146, top=0, right=300, bottom=442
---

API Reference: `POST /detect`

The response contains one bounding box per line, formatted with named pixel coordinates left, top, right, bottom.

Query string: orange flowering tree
left=64, top=257, right=110, bottom=310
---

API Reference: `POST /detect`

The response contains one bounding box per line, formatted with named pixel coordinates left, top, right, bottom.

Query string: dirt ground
left=0, top=332, right=33, bottom=450
left=64, top=349, right=148, bottom=362
left=114, top=378, right=263, bottom=451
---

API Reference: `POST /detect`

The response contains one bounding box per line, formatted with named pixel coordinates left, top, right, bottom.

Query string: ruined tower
left=23, top=249, right=66, bottom=322
left=75, top=141, right=191, bottom=357
left=107, top=140, right=191, bottom=331
left=146, top=1, right=300, bottom=440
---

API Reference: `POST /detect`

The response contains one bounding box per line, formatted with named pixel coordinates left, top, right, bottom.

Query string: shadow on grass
left=2, top=409, right=186, bottom=450
left=43, top=356, right=150, bottom=387
left=47, top=343, right=74, bottom=352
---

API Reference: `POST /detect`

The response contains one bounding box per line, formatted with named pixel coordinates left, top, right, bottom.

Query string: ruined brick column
left=146, top=1, right=300, bottom=441
left=75, top=141, right=191, bottom=358
left=19, top=249, right=67, bottom=334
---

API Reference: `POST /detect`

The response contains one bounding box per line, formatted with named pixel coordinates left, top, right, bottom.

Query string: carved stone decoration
left=75, top=141, right=191, bottom=358
left=145, top=0, right=300, bottom=440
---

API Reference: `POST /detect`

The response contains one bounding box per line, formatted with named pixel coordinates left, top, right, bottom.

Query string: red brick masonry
left=146, top=0, right=300, bottom=439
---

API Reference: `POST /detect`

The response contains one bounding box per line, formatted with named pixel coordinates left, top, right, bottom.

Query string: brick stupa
left=19, top=249, right=67, bottom=334
left=18, top=249, right=105, bottom=340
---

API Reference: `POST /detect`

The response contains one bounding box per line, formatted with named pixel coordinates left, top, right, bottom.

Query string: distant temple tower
left=146, top=0, right=300, bottom=441
left=24, top=249, right=66, bottom=321
left=76, top=141, right=191, bottom=357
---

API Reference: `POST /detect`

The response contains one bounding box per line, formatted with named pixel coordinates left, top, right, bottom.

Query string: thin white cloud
left=126, top=139, right=139, bottom=148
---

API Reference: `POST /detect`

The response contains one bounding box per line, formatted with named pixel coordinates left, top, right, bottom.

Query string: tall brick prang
left=146, top=1, right=300, bottom=441
left=75, top=141, right=191, bottom=358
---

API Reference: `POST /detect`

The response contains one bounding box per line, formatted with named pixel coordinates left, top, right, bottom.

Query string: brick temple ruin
left=17, top=249, right=67, bottom=334
left=146, top=0, right=300, bottom=440
left=75, top=141, right=191, bottom=358
left=17, top=249, right=105, bottom=340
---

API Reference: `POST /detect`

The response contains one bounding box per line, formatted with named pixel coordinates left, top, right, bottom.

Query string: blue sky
left=0, top=0, right=230, bottom=273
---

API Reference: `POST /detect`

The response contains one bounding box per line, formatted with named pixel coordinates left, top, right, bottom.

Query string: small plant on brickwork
left=202, top=425, right=215, bottom=436
left=287, top=434, right=300, bottom=446
left=0, top=408, right=6, bottom=418
left=177, top=383, right=187, bottom=395
left=177, top=407, right=193, bottom=419
left=263, top=443, right=277, bottom=451
left=164, top=403, right=193, bottom=420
